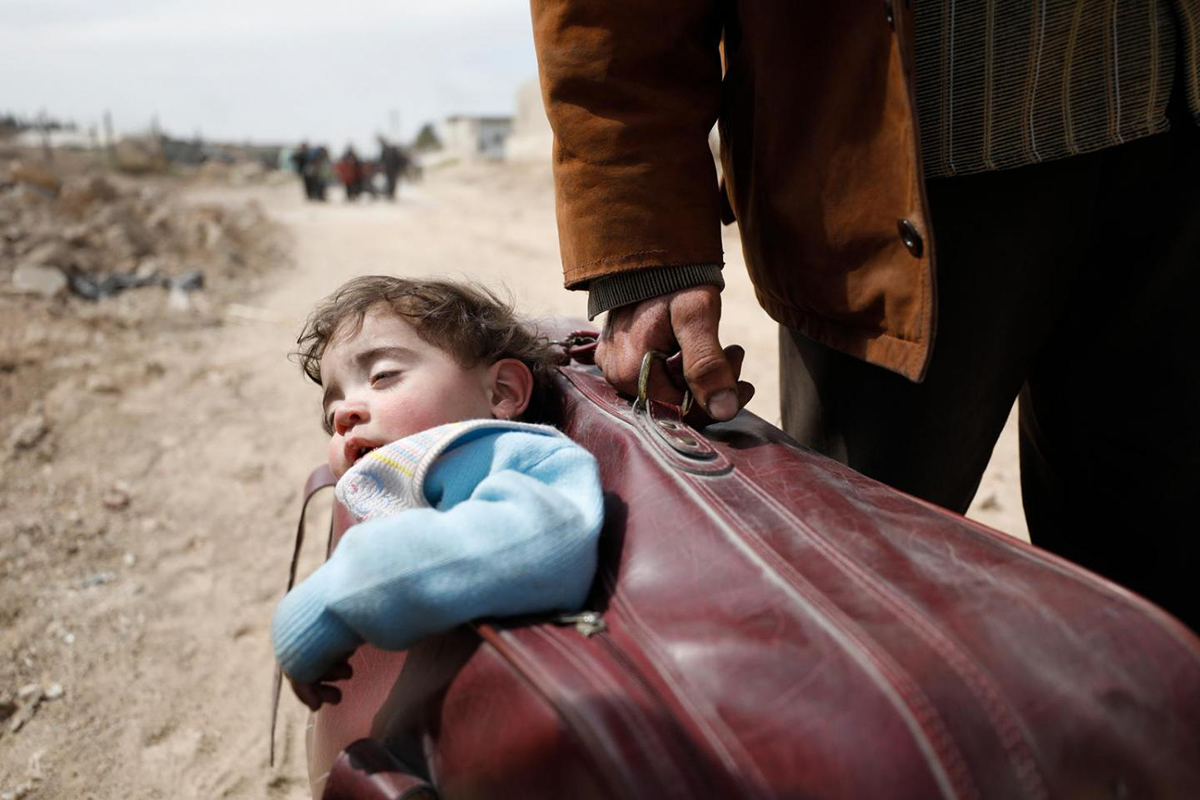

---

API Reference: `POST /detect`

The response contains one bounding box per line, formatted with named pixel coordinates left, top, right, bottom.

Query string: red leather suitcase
left=283, top=346, right=1200, bottom=800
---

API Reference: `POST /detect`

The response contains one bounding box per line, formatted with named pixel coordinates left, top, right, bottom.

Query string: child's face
left=320, top=308, right=497, bottom=478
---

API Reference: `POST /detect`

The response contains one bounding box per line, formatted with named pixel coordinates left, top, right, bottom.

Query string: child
left=271, top=276, right=604, bottom=710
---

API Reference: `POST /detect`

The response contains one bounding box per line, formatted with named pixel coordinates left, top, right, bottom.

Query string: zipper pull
left=552, top=610, right=607, bottom=637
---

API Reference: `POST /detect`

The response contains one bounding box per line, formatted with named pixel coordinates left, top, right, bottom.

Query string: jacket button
left=897, top=219, right=923, bottom=257
left=884, top=0, right=895, bottom=28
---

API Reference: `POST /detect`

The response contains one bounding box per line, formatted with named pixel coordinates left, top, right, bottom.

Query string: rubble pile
left=1, top=160, right=273, bottom=302
left=195, top=159, right=277, bottom=185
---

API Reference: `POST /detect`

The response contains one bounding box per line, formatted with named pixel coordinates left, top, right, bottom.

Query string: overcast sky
left=0, top=0, right=539, bottom=151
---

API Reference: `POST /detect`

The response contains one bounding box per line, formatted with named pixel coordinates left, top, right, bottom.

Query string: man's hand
left=288, top=657, right=354, bottom=712
left=596, top=285, right=754, bottom=421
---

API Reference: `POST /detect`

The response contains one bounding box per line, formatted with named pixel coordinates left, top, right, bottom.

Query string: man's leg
left=780, top=154, right=1102, bottom=513
left=1019, top=101, right=1200, bottom=629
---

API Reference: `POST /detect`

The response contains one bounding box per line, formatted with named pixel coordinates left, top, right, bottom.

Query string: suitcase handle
left=634, top=350, right=694, bottom=417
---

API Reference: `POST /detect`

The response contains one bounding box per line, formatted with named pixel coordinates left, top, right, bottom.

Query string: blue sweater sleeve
left=271, top=431, right=604, bottom=683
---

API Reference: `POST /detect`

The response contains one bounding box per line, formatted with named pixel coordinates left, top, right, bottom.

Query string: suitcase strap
left=269, top=464, right=337, bottom=767
left=547, top=329, right=598, bottom=365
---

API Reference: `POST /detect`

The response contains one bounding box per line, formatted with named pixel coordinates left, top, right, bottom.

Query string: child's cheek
left=327, top=436, right=347, bottom=479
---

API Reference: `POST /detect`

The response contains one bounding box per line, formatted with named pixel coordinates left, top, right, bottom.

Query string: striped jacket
left=914, top=0, right=1199, bottom=178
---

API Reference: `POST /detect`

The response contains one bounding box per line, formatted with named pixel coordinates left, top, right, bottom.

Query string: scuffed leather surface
left=322, top=740, right=436, bottom=800
left=307, top=365, right=1200, bottom=799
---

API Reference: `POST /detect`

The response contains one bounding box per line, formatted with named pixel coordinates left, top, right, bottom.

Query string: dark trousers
left=780, top=93, right=1200, bottom=631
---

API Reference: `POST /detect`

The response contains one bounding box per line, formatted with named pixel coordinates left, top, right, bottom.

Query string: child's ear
left=488, top=359, right=534, bottom=421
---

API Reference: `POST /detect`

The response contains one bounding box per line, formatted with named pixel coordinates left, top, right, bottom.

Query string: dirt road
left=0, top=163, right=1025, bottom=798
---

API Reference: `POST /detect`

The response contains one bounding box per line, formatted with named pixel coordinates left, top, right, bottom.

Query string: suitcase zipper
left=550, top=610, right=607, bottom=637
left=554, top=610, right=677, bottom=716
left=553, top=610, right=678, bottom=717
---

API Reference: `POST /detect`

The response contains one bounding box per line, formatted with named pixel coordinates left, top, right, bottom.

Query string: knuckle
left=684, top=352, right=730, bottom=385
left=598, top=353, right=639, bottom=393
left=674, top=286, right=719, bottom=319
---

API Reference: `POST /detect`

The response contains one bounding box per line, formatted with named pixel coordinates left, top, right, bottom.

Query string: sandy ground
left=0, top=162, right=1027, bottom=798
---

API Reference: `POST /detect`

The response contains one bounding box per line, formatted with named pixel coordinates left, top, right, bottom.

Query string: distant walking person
left=377, top=136, right=409, bottom=200
left=335, top=146, right=365, bottom=201
left=294, top=142, right=327, bottom=202
left=291, top=141, right=314, bottom=200
left=311, top=146, right=329, bottom=201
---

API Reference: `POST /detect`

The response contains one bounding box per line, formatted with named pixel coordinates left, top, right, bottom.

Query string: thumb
left=670, top=290, right=740, bottom=421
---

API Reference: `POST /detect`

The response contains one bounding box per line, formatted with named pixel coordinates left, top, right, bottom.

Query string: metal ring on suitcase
left=635, top=350, right=693, bottom=417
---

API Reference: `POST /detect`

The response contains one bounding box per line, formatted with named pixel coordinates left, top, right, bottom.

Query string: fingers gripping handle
left=635, top=350, right=694, bottom=417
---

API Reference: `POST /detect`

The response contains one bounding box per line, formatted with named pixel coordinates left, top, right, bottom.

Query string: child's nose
left=334, top=402, right=369, bottom=435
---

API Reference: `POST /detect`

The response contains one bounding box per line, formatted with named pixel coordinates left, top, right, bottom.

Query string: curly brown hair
left=295, top=276, right=561, bottom=429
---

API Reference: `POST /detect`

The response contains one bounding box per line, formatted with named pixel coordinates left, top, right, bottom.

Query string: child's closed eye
left=370, top=370, right=402, bottom=386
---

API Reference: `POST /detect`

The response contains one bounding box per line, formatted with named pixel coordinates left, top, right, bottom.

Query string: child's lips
left=344, top=439, right=380, bottom=466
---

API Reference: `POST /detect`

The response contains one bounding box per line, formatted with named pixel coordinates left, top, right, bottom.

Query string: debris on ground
left=100, top=483, right=131, bottom=511
left=11, top=263, right=67, bottom=297
left=2, top=159, right=273, bottom=303
left=78, top=572, right=117, bottom=589
left=0, top=698, right=15, bottom=727
left=6, top=412, right=48, bottom=453
left=64, top=267, right=204, bottom=300
left=5, top=682, right=62, bottom=736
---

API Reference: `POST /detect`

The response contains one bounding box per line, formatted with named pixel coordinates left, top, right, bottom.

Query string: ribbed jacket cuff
left=586, top=263, right=724, bottom=320
left=271, top=568, right=362, bottom=684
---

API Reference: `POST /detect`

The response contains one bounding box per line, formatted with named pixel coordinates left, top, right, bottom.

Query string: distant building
left=506, top=79, right=553, bottom=163
left=444, top=115, right=513, bottom=161
left=13, top=128, right=94, bottom=150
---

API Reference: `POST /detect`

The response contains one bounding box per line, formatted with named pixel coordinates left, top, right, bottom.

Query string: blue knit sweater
left=271, top=427, right=604, bottom=683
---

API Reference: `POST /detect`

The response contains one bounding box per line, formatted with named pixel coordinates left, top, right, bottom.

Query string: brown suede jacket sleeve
left=530, top=0, right=726, bottom=290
